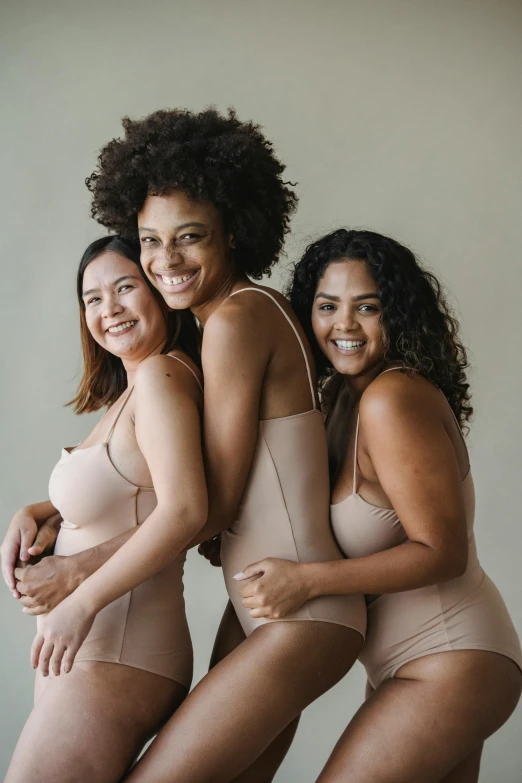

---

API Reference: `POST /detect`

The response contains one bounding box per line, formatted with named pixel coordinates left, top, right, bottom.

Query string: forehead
left=138, top=190, right=222, bottom=230
left=317, top=258, right=377, bottom=294
left=82, top=252, right=138, bottom=291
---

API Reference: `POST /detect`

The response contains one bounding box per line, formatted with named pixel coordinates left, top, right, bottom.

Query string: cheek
left=311, top=313, right=329, bottom=346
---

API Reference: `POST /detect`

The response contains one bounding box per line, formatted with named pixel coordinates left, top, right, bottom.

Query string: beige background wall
left=1, top=0, right=521, bottom=779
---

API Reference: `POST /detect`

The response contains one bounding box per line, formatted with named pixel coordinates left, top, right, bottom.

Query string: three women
left=2, top=109, right=521, bottom=782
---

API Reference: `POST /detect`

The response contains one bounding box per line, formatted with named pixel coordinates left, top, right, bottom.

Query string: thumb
left=19, top=527, right=37, bottom=562
left=233, top=560, right=267, bottom=581
left=28, top=525, right=56, bottom=556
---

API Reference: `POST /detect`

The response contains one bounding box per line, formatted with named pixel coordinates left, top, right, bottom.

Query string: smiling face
left=312, top=259, right=386, bottom=386
left=138, top=190, right=236, bottom=318
left=82, top=251, right=167, bottom=364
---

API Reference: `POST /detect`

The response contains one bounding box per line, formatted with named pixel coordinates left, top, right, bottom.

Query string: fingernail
left=20, top=553, right=29, bottom=560
left=232, top=572, right=245, bottom=580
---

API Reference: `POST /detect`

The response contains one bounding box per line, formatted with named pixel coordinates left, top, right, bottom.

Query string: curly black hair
left=86, top=108, right=297, bottom=279
left=288, top=228, right=473, bottom=430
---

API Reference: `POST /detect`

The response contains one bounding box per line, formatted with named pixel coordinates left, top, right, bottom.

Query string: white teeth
left=161, top=272, right=195, bottom=286
left=108, top=320, right=137, bottom=333
left=334, top=340, right=365, bottom=350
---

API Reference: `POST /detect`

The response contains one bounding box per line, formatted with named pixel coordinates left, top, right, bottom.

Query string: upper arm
left=360, top=375, right=468, bottom=568
left=133, top=356, right=207, bottom=525
left=202, top=302, right=271, bottom=522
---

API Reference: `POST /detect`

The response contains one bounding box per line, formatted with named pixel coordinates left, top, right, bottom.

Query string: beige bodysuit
left=330, top=367, right=522, bottom=688
left=220, top=288, right=367, bottom=638
left=41, top=355, right=199, bottom=686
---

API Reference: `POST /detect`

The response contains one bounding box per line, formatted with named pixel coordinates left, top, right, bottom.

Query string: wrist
left=301, top=562, right=322, bottom=600
left=72, top=580, right=102, bottom=615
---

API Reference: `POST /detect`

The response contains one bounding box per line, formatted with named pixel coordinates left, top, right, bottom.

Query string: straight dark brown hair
left=68, top=236, right=201, bottom=414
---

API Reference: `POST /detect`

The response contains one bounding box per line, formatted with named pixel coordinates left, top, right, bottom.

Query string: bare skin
left=237, top=258, right=521, bottom=782
left=4, top=251, right=204, bottom=783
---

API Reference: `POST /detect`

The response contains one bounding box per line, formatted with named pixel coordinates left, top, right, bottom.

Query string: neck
left=345, top=360, right=389, bottom=396
left=121, top=335, right=167, bottom=385
left=191, top=271, right=250, bottom=326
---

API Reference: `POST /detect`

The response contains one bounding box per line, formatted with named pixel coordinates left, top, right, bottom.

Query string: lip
left=330, top=339, right=367, bottom=356
left=106, top=320, right=138, bottom=336
left=154, top=268, right=200, bottom=294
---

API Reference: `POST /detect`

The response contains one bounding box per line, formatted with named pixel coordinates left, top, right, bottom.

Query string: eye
left=140, top=237, right=156, bottom=245
left=358, top=304, right=379, bottom=313
left=86, top=296, right=100, bottom=305
left=179, top=232, right=200, bottom=242
left=118, top=284, right=134, bottom=293
left=318, top=303, right=335, bottom=311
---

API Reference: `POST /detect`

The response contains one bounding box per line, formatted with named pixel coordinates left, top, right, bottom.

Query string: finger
left=28, top=525, right=56, bottom=556
left=30, top=633, right=45, bottom=669
left=20, top=595, right=38, bottom=608
left=241, top=597, right=260, bottom=609
left=14, top=567, right=29, bottom=582
left=50, top=644, right=66, bottom=677
left=249, top=607, right=270, bottom=618
left=37, top=640, right=54, bottom=677
left=233, top=560, right=267, bottom=581
left=61, top=645, right=77, bottom=674
left=19, top=526, right=37, bottom=562
left=22, top=605, right=46, bottom=616
left=1, top=536, right=20, bottom=589
left=15, top=578, right=27, bottom=594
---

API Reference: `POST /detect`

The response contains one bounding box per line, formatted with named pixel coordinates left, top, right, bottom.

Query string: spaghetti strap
left=352, top=415, right=360, bottom=494
left=229, top=287, right=316, bottom=410
left=166, top=354, right=203, bottom=393
left=105, top=386, right=134, bottom=444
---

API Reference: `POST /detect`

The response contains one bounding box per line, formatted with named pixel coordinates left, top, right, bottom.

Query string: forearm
left=24, top=501, right=61, bottom=526
left=73, top=505, right=204, bottom=612
left=72, top=528, right=137, bottom=582
left=305, top=541, right=466, bottom=599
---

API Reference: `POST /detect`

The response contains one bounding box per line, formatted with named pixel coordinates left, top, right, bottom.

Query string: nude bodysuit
left=220, top=289, right=367, bottom=638
left=330, top=368, right=522, bottom=688
left=40, top=355, right=200, bottom=686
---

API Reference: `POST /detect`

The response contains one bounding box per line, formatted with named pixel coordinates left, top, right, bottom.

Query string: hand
left=198, top=535, right=222, bottom=567
left=234, top=558, right=312, bottom=619
left=1, top=510, right=60, bottom=597
left=31, top=595, right=95, bottom=676
left=15, top=554, right=82, bottom=615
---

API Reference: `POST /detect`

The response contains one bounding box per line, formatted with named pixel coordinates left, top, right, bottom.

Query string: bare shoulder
left=360, top=370, right=443, bottom=425
left=134, top=351, right=202, bottom=398
left=203, top=286, right=284, bottom=354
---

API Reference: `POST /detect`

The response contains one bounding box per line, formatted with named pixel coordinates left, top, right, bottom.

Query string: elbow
left=435, top=547, right=468, bottom=582
left=160, top=499, right=208, bottom=541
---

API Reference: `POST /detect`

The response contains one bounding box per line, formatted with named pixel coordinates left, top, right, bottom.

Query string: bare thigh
left=211, top=602, right=301, bottom=783
left=5, top=661, right=187, bottom=783
left=316, top=650, right=521, bottom=783
left=126, top=620, right=363, bottom=783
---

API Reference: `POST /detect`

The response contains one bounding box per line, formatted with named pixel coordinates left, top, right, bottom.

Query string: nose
left=102, top=293, right=124, bottom=319
left=334, top=305, right=358, bottom=332
left=157, top=243, right=184, bottom=271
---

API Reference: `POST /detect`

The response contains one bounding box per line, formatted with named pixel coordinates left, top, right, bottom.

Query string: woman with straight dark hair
left=3, top=235, right=206, bottom=783
left=237, top=229, right=522, bottom=782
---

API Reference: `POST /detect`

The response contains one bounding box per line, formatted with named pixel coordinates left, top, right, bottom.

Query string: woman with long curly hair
left=237, top=229, right=522, bottom=782
left=12, top=110, right=366, bottom=782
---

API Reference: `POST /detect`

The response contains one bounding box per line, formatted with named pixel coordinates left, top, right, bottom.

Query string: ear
left=229, top=233, right=236, bottom=249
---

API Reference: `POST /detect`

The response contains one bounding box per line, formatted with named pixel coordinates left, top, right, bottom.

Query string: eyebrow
left=314, top=291, right=380, bottom=302
left=82, top=274, right=141, bottom=297
left=138, top=222, right=207, bottom=233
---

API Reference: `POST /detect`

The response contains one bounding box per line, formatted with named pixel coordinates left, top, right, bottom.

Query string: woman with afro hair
left=236, top=229, right=522, bottom=782
left=23, top=109, right=367, bottom=782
